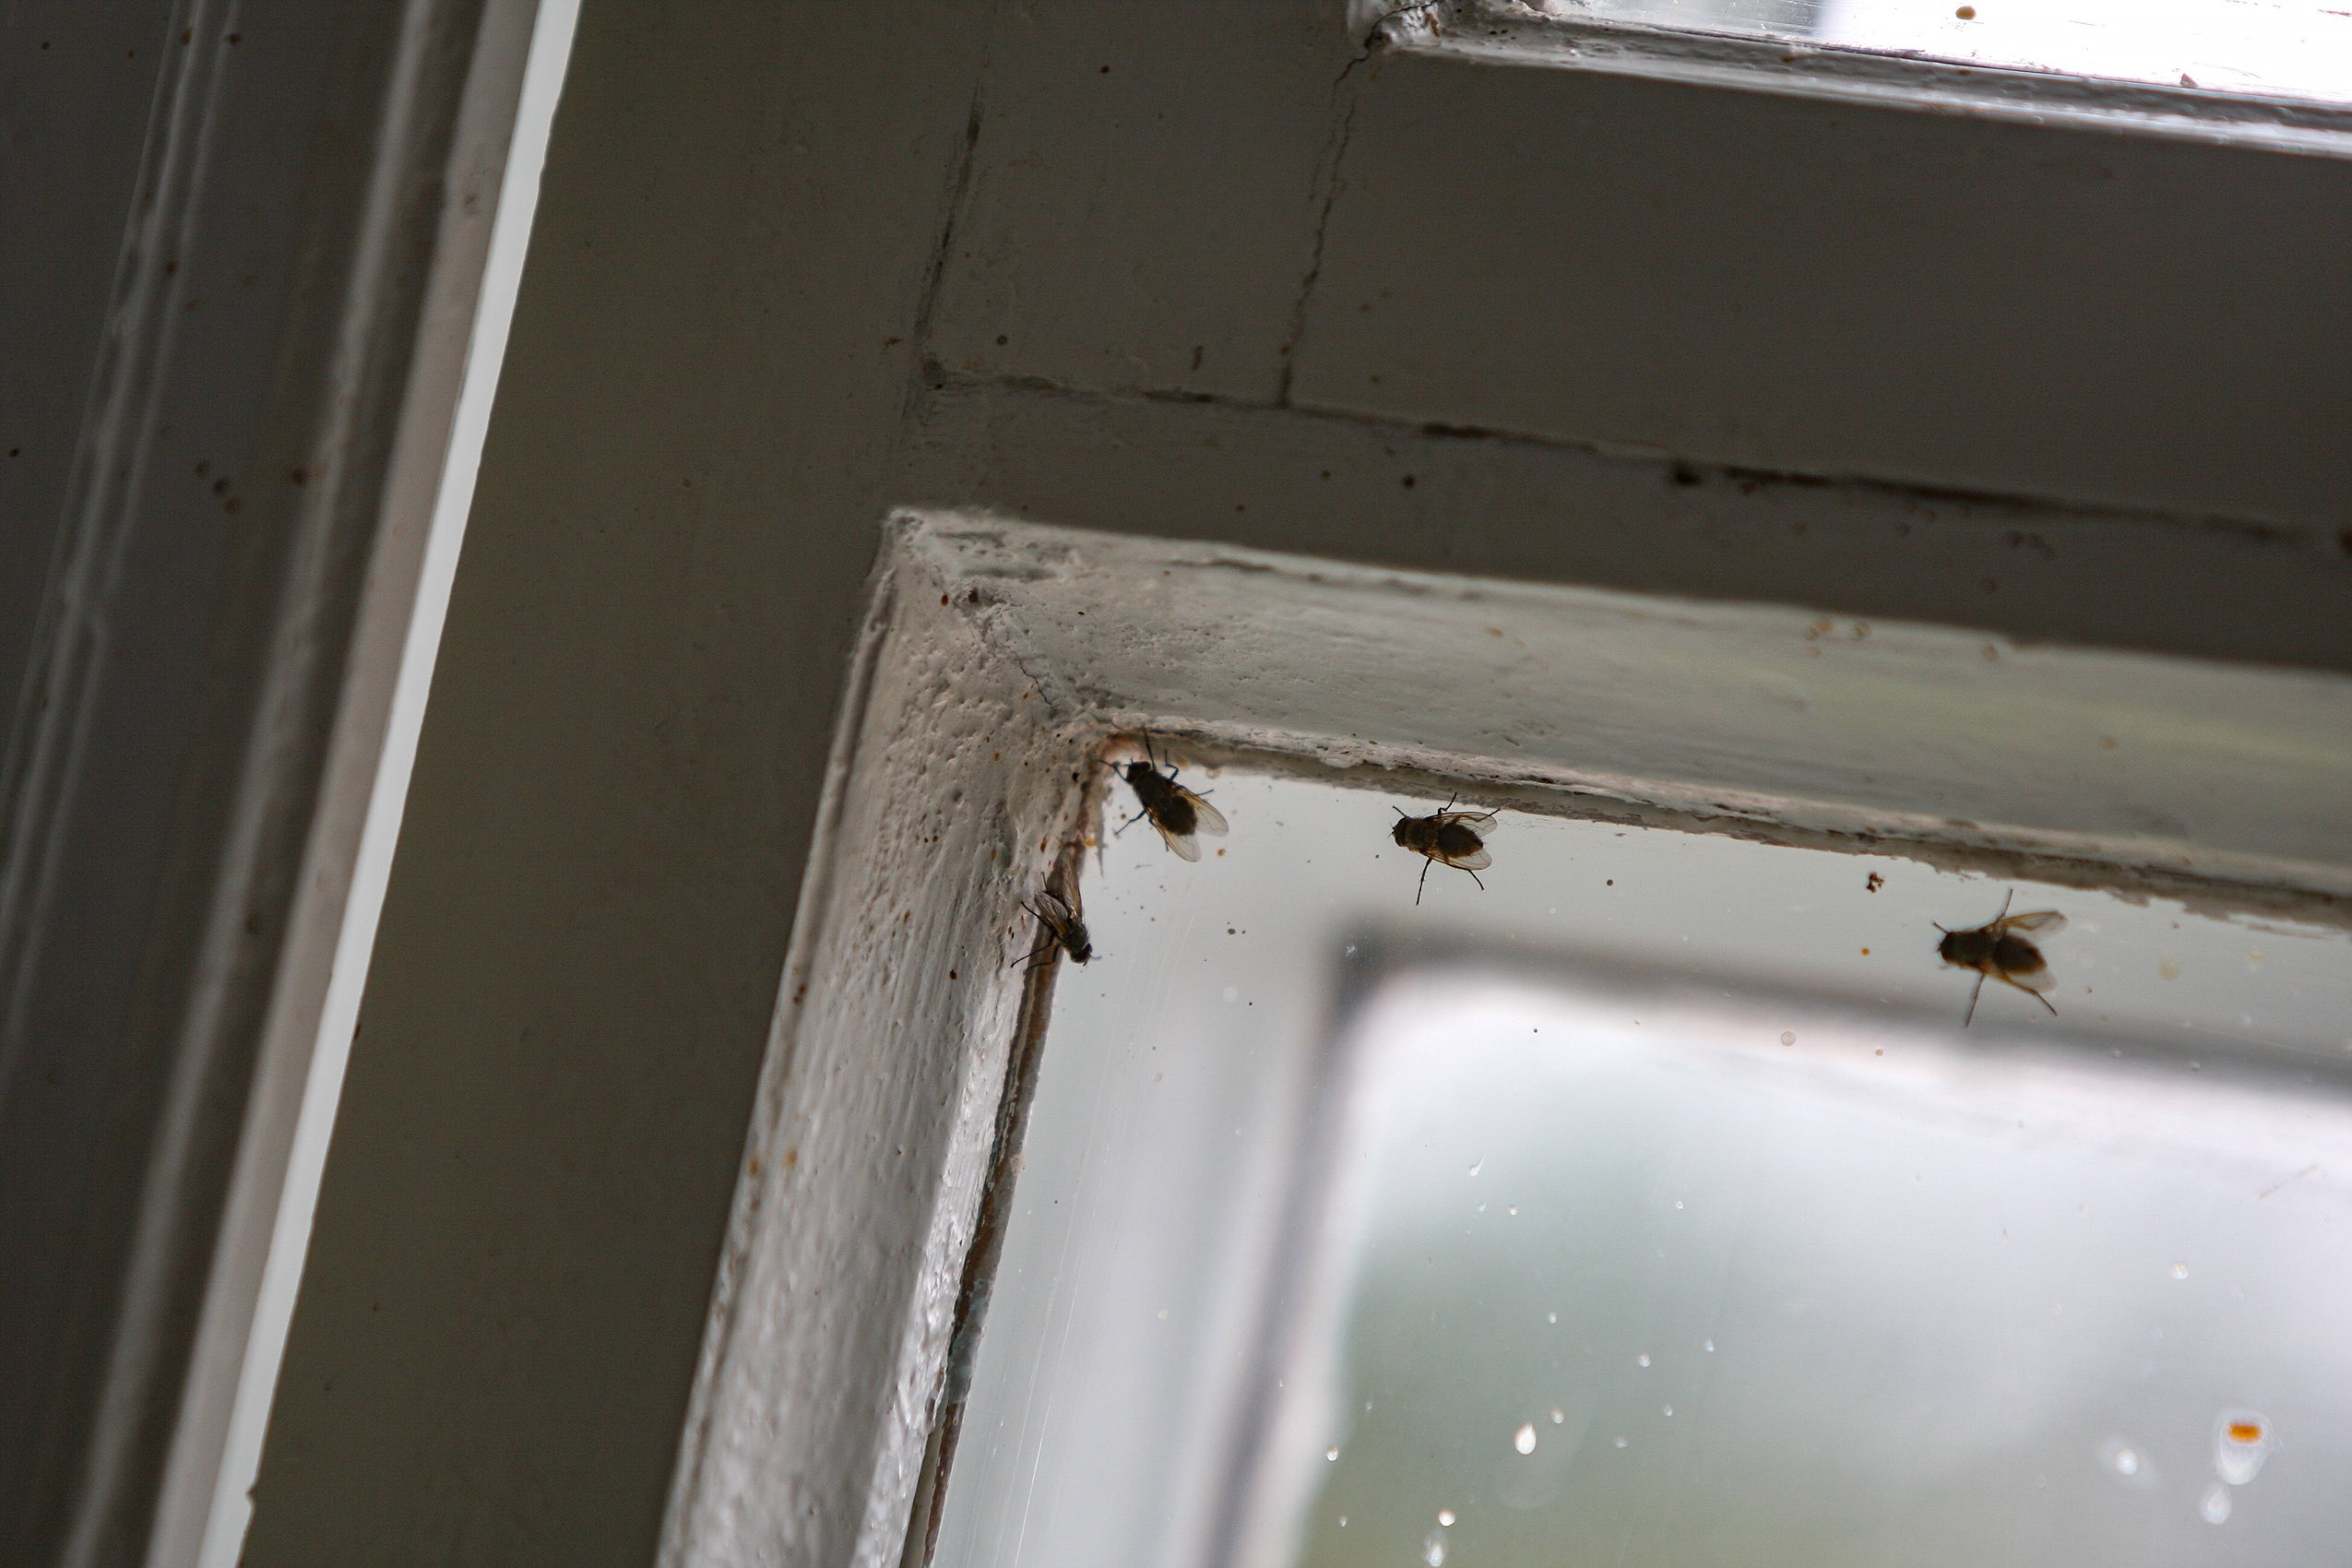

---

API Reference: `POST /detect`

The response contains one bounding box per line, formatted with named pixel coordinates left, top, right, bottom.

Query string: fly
left=1935, top=891, right=2064, bottom=1027
left=1111, top=731, right=1228, bottom=861
left=1392, top=796, right=1498, bottom=905
left=1015, top=887, right=1092, bottom=969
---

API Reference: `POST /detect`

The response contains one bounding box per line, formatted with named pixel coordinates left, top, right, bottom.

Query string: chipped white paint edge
left=1421, top=1, right=2352, bottom=159
left=657, top=522, right=1102, bottom=1568
left=659, top=510, right=2352, bottom=1568
left=929, top=517, right=2352, bottom=901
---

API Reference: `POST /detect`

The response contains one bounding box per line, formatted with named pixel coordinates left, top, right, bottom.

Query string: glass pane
left=927, top=763, right=2352, bottom=1568
left=1548, top=0, right=2352, bottom=105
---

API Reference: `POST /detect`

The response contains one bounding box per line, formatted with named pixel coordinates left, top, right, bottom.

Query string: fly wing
left=1446, top=845, right=1493, bottom=873
left=1154, top=817, right=1203, bottom=861
left=1998, top=909, right=2066, bottom=935
left=2008, top=954, right=2055, bottom=990
left=1178, top=787, right=1228, bottom=837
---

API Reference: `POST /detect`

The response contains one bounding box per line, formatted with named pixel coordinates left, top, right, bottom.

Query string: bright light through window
left=1266, top=972, right=2352, bottom=1568
left=922, top=766, right=2352, bottom=1568
left=1550, top=0, right=2352, bottom=104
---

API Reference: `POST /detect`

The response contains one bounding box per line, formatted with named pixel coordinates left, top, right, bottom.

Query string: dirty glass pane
left=1550, top=0, right=2352, bottom=105
left=926, top=766, right=2352, bottom=1568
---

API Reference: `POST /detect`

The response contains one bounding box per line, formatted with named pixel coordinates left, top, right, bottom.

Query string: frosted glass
left=927, top=767, right=2352, bottom=1568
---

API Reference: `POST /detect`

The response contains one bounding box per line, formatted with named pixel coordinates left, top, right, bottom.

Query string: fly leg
left=1997, top=970, right=2060, bottom=1016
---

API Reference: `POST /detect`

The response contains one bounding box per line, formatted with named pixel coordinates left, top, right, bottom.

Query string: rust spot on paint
left=783, top=1147, right=799, bottom=1170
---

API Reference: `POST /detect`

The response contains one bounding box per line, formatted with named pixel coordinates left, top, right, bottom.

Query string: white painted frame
left=0, top=3, right=573, bottom=1563
left=659, top=510, right=2352, bottom=1568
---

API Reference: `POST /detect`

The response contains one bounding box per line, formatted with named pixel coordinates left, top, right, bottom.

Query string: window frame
left=656, top=509, right=2352, bottom=1568
left=238, top=0, right=2352, bottom=1557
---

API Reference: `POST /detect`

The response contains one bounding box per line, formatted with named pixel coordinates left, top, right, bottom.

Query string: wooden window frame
left=234, top=0, right=2352, bottom=1556
left=0, top=5, right=575, bottom=1565
left=657, top=510, right=2350, bottom=1568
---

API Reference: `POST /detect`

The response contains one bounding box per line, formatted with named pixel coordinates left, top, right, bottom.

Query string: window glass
left=926, top=764, right=2352, bottom=1568
left=1551, top=0, right=2352, bottom=105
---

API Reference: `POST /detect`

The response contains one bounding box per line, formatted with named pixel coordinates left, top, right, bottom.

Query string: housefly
left=1015, top=887, right=1092, bottom=969
left=1935, top=891, right=2064, bottom=1027
left=1392, top=797, right=1498, bottom=905
left=1111, top=732, right=1227, bottom=861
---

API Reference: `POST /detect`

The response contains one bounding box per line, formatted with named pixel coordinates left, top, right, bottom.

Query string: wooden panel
left=902, top=377, right=2352, bottom=672
left=1290, top=42, right=2352, bottom=528
left=664, top=510, right=2352, bottom=1563
left=924, top=0, right=1355, bottom=400
left=239, top=6, right=998, bottom=1568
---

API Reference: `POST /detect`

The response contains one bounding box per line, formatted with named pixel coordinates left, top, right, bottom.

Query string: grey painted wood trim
left=0, top=4, right=551, bottom=1563
left=662, top=510, right=2352, bottom=1568
left=926, top=0, right=2352, bottom=530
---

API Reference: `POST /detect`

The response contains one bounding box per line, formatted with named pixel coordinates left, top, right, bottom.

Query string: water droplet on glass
left=1674, top=1200, right=1684, bottom=1210
left=1636, top=1353, right=1651, bottom=1368
left=1326, top=1447, right=1339, bottom=1462
left=1662, top=1404, right=1673, bottom=1417
left=2215, top=1412, right=2273, bottom=1484
left=1704, top=1339, right=1716, bottom=1353
left=1338, top=1516, right=1347, bottom=1527
left=1467, top=1158, right=1483, bottom=1177
left=1507, top=1205, right=1518, bottom=1216
left=2201, top=1482, right=2232, bottom=1524
left=1780, top=1030, right=1796, bottom=1045
left=1514, top=1423, right=1538, bottom=1455
left=1613, top=1436, right=1629, bottom=1449
left=1547, top=1313, right=1558, bottom=1324
left=1437, top=1508, right=1456, bottom=1527
left=2096, top=1437, right=2156, bottom=1491
left=2171, top=1261, right=2190, bottom=1279
left=1550, top=1408, right=1565, bottom=1424
left=1422, top=1533, right=1446, bottom=1566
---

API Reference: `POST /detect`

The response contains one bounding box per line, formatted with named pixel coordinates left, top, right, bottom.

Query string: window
left=1568, top=0, right=2352, bottom=101
left=656, top=515, right=2352, bottom=1568
left=932, top=768, right=2352, bottom=1568
left=241, top=2, right=2352, bottom=1561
